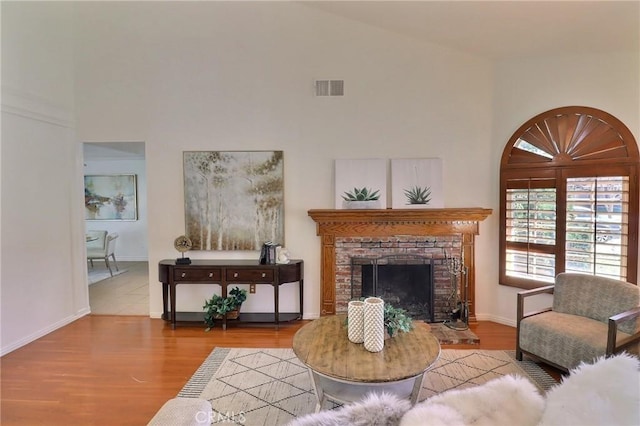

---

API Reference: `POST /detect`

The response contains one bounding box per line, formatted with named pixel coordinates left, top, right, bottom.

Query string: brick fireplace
left=308, top=208, right=492, bottom=322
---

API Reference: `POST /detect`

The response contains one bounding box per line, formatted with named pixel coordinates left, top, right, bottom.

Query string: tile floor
left=89, top=261, right=149, bottom=315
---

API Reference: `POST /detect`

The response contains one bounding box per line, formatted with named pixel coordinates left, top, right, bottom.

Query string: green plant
left=383, top=303, right=414, bottom=337
left=203, top=286, right=248, bottom=331
left=404, top=185, right=431, bottom=205
left=342, top=187, right=380, bottom=202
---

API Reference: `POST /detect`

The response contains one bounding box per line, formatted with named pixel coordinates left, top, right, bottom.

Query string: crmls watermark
left=195, top=410, right=246, bottom=424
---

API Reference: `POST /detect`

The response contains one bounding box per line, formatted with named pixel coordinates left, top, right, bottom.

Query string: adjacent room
left=1, top=1, right=638, bottom=425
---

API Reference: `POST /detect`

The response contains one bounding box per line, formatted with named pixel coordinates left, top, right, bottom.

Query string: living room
left=1, top=1, right=639, bottom=424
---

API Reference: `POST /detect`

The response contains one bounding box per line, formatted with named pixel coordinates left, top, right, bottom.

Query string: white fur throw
left=287, top=353, right=639, bottom=426
left=538, top=353, right=640, bottom=426
left=400, top=375, right=544, bottom=426
left=288, top=392, right=411, bottom=426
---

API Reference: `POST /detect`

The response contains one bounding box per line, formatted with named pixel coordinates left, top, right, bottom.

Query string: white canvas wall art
left=391, top=158, right=444, bottom=209
left=335, top=159, right=387, bottom=209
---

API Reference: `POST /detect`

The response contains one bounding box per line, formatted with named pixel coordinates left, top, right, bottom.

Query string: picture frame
left=335, top=159, right=387, bottom=209
left=183, top=151, right=284, bottom=251
left=84, top=174, right=138, bottom=220
left=391, top=158, right=444, bottom=209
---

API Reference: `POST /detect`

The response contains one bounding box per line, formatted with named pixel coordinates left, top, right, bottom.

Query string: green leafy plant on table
left=383, top=303, right=414, bottom=337
left=203, top=286, right=248, bottom=331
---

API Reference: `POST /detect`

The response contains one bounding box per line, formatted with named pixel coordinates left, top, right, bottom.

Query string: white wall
left=83, top=158, right=148, bottom=261
left=486, top=51, right=640, bottom=325
left=1, top=2, right=89, bottom=355
left=73, top=2, right=495, bottom=319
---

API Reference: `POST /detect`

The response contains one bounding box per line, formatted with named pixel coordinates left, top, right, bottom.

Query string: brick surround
left=335, top=235, right=462, bottom=322
left=308, top=208, right=492, bottom=321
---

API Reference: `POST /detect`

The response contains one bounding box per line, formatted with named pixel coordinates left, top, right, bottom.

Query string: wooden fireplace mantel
left=308, top=208, right=493, bottom=320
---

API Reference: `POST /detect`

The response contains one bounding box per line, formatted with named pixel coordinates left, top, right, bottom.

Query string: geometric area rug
left=176, top=347, right=558, bottom=426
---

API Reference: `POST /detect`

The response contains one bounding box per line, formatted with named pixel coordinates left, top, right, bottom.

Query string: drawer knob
left=181, top=272, right=186, bottom=278
left=261, top=272, right=266, bottom=278
left=208, top=272, right=213, bottom=278
left=234, top=272, right=238, bottom=278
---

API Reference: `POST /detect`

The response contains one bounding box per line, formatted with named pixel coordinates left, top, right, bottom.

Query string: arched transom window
left=500, top=106, right=639, bottom=289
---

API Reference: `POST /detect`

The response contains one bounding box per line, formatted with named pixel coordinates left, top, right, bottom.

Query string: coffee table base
left=308, top=369, right=425, bottom=412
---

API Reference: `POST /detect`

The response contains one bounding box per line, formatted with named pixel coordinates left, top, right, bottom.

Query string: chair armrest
left=517, top=285, right=555, bottom=324
left=607, top=306, right=640, bottom=355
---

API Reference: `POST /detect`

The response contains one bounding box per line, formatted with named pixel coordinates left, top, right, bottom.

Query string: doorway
left=83, top=142, right=149, bottom=315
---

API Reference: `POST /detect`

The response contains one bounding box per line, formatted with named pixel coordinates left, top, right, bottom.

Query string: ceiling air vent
left=315, top=80, right=344, bottom=96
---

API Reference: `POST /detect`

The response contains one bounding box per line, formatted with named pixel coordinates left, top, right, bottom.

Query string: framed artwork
left=183, top=151, right=284, bottom=251
left=84, top=174, right=138, bottom=220
left=391, top=158, right=444, bottom=209
left=335, top=159, right=387, bottom=209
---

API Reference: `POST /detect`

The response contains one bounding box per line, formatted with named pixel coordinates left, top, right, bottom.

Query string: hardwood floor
left=0, top=316, right=560, bottom=425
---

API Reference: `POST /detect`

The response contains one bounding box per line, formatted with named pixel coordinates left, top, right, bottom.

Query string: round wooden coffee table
left=292, top=314, right=440, bottom=411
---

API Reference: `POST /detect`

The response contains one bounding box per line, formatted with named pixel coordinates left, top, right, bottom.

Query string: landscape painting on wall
left=84, top=174, right=138, bottom=220
left=391, top=158, right=444, bottom=209
left=335, top=159, right=387, bottom=209
left=183, top=151, right=284, bottom=251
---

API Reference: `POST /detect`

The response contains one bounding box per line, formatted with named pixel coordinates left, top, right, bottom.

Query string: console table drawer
left=174, top=268, right=222, bottom=282
left=226, top=269, right=274, bottom=282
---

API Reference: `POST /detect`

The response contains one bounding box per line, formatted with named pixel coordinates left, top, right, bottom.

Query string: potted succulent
left=203, top=286, right=247, bottom=331
left=342, top=187, right=381, bottom=209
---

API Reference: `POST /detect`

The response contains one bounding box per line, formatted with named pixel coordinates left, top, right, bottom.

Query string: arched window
left=500, top=106, right=639, bottom=289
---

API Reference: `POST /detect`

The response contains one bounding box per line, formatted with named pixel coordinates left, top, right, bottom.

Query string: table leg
left=409, top=372, right=426, bottom=405
left=299, top=277, right=304, bottom=320
left=162, top=282, right=169, bottom=321
left=170, top=283, right=177, bottom=330
left=308, top=370, right=325, bottom=412
left=274, top=283, right=280, bottom=330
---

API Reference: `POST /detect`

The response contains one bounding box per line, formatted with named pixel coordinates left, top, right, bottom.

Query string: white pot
left=342, top=200, right=381, bottom=209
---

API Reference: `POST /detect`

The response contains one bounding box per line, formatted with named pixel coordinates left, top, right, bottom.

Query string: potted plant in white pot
left=342, top=187, right=381, bottom=209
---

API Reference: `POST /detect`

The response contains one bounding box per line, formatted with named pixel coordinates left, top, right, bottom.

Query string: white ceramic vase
left=347, top=300, right=365, bottom=343
left=363, top=297, right=385, bottom=352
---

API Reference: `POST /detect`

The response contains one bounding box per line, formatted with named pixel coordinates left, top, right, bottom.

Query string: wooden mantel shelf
left=308, top=207, right=493, bottom=318
left=308, top=208, right=492, bottom=224
left=308, top=208, right=493, bottom=237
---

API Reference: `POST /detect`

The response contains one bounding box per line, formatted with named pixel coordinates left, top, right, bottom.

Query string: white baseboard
left=0, top=310, right=90, bottom=356
left=115, top=256, right=148, bottom=262
left=475, top=313, right=516, bottom=328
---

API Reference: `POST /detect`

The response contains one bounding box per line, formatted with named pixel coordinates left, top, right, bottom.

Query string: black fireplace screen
left=350, top=254, right=434, bottom=322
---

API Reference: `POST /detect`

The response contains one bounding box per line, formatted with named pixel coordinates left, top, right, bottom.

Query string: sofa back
left=553, top=273, right=639, bottom=335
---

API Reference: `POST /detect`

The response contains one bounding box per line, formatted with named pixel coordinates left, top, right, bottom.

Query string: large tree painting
left=183, top=151, right=284, bottom=250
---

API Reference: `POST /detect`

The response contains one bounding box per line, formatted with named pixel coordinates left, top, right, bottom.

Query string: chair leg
left=105, top=256, right=113, bottom=277
left=89, top=259, right=94, bottom=268
left=111, top=254, right=119, bottom=272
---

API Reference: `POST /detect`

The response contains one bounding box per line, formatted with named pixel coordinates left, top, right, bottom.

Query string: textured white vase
left=347, top=301, right=365, bottom=343
left=363, top=297, right=385, bottom=352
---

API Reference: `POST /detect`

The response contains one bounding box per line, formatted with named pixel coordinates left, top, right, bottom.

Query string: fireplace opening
left=350, top=254, right=434, bottom=322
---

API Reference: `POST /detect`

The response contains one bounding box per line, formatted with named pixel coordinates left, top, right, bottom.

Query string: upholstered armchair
left=516, top=272, right=640, bottom=372
left=87, top=231, right=119, bottom=277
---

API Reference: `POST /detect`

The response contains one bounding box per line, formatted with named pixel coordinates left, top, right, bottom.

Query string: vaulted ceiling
left=303, top=1, right=639, bottom=60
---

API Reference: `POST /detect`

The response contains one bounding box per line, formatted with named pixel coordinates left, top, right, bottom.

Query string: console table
left=158, top=259, right=303, bottom=329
